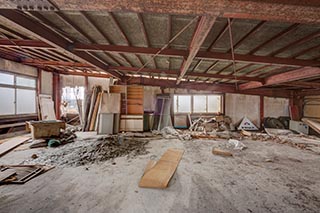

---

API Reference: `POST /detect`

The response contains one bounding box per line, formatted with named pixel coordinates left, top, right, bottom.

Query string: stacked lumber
left=110, top=85, right=144, bottom=132
left=83, top=85, right=103, bottom=131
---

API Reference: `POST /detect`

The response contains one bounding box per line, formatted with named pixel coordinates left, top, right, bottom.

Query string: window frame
left=0, top=70, right=37, bottom=118
left=174, top=94, right=224, bottom=114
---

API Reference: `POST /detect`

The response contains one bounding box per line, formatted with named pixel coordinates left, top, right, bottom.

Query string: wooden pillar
left=37, top=68, right=42, bottom=95
left=289, top=96, right=303, bottom=120
left=53, top=72, right=61, bottom=119
left=260, top=96, right=264, bottom=129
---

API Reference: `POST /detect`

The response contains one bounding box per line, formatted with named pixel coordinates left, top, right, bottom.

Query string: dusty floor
left=0, top=132, right=319, bottom=213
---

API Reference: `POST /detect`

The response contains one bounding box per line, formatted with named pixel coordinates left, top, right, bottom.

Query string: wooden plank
left=302, top=118, right=320, bottom=135
left=39, top=95, right=56, bottom=120
left=0, top=169, right=16, bottom=182
left=212, top=148, right=233, bottom=157
left=139, top=148, right=184, bottom=188
left=0, top=136, right=30, bottom=157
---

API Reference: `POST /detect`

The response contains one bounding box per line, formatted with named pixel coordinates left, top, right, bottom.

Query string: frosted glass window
left=176, top=95, right=191, bottom=113
left=16, top=89, right=36, bottom=114
left=193, top=95, right=207, bottom=113
left=0, top=73, right=14, bottom=85
left=0, top=87, right=15, bottom=115
left=208, top=95, right=221, bottom=113
left=16, top=76, right=36, bottom=88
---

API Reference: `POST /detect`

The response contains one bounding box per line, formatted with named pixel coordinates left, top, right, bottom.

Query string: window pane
left=0, top=73, right=14, bottom=85
left=16, top=76, right=36, bottom=88
left=208, top=95, right=221, bottom=113
left=193, top=95, right=207, bottom=113
left=16, top=89, right=36, bottom=114
left=0, top=87, right=15, bottom=115
left=177, top=95, right=191, bottom=113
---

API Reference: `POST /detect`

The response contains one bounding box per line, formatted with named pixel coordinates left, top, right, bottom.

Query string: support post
left=53, top=72, right=61, bottom=119
left=260, top=96, right=264, bottom=129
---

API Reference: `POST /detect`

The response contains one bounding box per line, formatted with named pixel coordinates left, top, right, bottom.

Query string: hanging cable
left=123, top=16, right=199, bottom=82
left=227, top=18, right=238, bottom=90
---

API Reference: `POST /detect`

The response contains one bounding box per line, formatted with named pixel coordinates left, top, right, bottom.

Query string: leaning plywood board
left=100, top=93, right=121, bottom=113
left=302, top=118, right=320, bottom=134
left=0, top=136, right=30, bottom=157
left=139, top=148, right=184, bottom=189
left=39, top=95, right=56, bottom=120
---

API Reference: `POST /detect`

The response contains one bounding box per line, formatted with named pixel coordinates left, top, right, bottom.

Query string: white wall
left=264, top=97, right=289, bottom=118
left=225, top=93, right=261, bottom=127
left=0, top=58, right=37, bottom=77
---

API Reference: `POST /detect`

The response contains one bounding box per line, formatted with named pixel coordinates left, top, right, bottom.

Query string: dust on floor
left=0, top=132, right=319, bottom=213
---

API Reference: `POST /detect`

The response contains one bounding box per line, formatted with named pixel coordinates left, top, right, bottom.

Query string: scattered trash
left=31, top=154, right=38, bottom=159
left=212, top=148, right=233, bottom=157
left=227, top=139, right=247, bottom=150
left=0, top=165, right=53, bottom=185
left=238, top=116, right=258, bottom=131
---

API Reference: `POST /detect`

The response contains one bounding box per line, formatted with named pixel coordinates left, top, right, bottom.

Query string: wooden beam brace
left=123, top=76, right=292, bottom=98
left=177, top=16, right=216, bottom=84
left=109, top=65, right=263, bottom=82
left=0, top=39, right=319, bottom=67
left=0, top=9, right=122, bottom=78
left=239, top=67, right=320, bottom=90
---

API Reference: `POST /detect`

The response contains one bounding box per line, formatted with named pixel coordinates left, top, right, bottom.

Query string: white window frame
left=174, top=94, right=223, bottom=114
left=0, top=70, right=37, bottom=117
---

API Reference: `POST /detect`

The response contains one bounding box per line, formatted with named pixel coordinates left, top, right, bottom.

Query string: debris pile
left=25, top=136, right=150, bottom=167
left=189, top=116, right=233, bottom=133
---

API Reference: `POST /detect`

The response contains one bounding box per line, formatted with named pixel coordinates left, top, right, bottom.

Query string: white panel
left=208, top=95, right=221, bottom=113
left=16, top=89, right=36, bottom=114
left=16, top=76, right=36, bottom=88
left=193, top=95, right=206, bottom=113
left=177, top=95, right=191, bottom=113
left=0, top=87, right=15, bottom=115
left=264, top=97, right=289, bottom=118
left=41, top=71, right=53, bottom=95
left=0, top=73, right=14, bottom=85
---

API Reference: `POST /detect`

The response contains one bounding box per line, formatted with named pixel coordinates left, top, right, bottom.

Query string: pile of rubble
left=25, top=136, right=150, bottom=167
left=189, top=115, right=233, bottom=133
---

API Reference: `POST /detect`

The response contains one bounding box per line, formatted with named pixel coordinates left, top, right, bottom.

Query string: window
left=174, top=95, right=191, bottom=113
left=174, top=94, right=222, bottom=114
left=0, top=72, right=37, bottom=116
left=61, top=86, right=85, bottom=114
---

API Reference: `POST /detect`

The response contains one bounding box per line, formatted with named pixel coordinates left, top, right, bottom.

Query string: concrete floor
left=0, top=132, right=319, bottom=213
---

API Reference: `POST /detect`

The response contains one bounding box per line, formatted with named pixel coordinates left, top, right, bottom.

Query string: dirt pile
left=24, top=136, right=150, bottom=167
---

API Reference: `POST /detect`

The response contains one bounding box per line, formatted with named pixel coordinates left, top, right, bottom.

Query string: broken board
left=238, top=116, right=258, bottom=131
left=139, top=148, right=184, bottom=189
left=0, top=136, right=30, bottom=157
left=0, top=169, right=16, bottom=181
left=302, top=118, right=320, bottom=135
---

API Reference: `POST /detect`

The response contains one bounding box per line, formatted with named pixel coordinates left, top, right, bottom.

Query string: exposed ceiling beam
left=239, top=67, right=320, bottom=90
left=1, top=0, right=319, bottom=24
left=1, top=38, right=319, bottom=67
left=109, top=66, right=263, bottom=82
left=177, top=16, right=216, bottom=84
left=280, top=81, right=320, bottom=89
left=124, top=76, right=292, bottom=98
left=0, top=9, right=122, bottom=79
